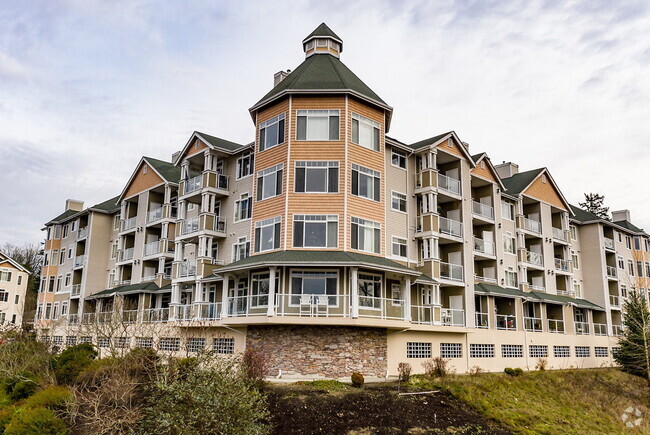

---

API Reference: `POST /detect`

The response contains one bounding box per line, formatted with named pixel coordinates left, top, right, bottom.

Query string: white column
left=351, top=267, right=359, bottom=318
left=404, top=276, right=412, bottom=322
left=221, top=273, right=230, bottom=318
left=267, top=267, right=276, bottom=316
left=195, top=281, right=203, bottom=303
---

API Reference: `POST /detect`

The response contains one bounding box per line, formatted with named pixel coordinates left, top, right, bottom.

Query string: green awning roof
left=474, top=283, right=528, bottom=298
left=89, top=282, right=170, bottom=298
left=408, top=132, right=452, bottom=150
left=501, top=168, right=544, bottom=196
left=415, top=274, right=436, bottom=284
left=529, top=291, right=604, bottom=310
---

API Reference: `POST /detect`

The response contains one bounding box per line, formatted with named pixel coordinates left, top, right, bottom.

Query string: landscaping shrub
left=4, top=406, right=69, bottom=435
left=351, top=372, right=364, bottom=388
left=504, top=367, right=524, bottom=377
left=535, top=358, right=548, bottom=371
left=1, top=372, right=40, bottom=401
left=423, top=357, right=449, bottom=378
left=23, top=386, right=73, bottom=411
left=398, top=363, right=412, bottom=383
left=242, top=347, right=268, bottom=389
left=0, top=405, right=17, bottom=432
left=51, top=343, right=98, bottom=385
left=468, top=365, right=484, bottom=376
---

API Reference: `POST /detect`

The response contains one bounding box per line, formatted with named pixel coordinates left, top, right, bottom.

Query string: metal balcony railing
left=552, top=227, right=568, bottom=242
left=606, top=266, right=617, bottom=278
left=74, top=255, right=86, bottom=268
left=525, top=250, right=543, bottom=267
left=472, top=201, right=494, bottom=220
left=473, top=237, right=495, bottom=255
left=185, top=175, right=202, bottom=194
left=439, top=216, right=462, bottom=238
left=523, top=217, right=542, bottom=234
left=144, top=241, right=161, bottom=256
left=555, top=258, right=570, bottom=272
left=122, top=216, right=137, bottom=231
left=147, top=207, right=163, bottom=223
left=441, top=308, right=465, bottom=326
left=604, top=237, right=615, bottom=250
left=440, top=262, right=464, bottom=281
left=78, top=227, right=88, bottom=239
left=181, top=217, right=200, bottom=235
left=438, top=173, right=461, bottom=195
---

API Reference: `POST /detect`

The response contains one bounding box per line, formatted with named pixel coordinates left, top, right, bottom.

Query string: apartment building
left=0, top=251, right=29, bottom=327
left=36, top=23, right=648, bottom=378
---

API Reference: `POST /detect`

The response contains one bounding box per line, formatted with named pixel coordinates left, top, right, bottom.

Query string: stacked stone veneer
left=245, top=325, right=387, bottom=378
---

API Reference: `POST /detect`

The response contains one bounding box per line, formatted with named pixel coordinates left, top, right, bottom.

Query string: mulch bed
left=265, top=383, right=512, bottom=434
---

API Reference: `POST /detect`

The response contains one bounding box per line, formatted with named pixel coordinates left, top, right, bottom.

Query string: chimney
left=274, top=69, right=291, bottom=86
left=171, top=151, right=180, bottom=162
left=494, top=162, right=519, bottom=179
left=612, top=210, right=631, bottom=222
left=65, top=199, right=84, bottom=212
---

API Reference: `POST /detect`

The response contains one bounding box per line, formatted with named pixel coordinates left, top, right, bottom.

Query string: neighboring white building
left=0, top=251, right=30, bottom=327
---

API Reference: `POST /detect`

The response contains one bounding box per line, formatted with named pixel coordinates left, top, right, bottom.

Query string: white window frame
left=391, top=191, right=407, bottom=213
left=296, top=109, right=339, bottom=141
left=232, top=237, right=250, bottom=262
left=294, top=161, right=339, bottom=193
left=256, top=164, right=283, bottom=201
left=358, top=272, right=382, bottom=310
left=391, top=236, right=407, bottom=259
left=259, top=113, right=286, bottom=151
left=351, top=164, right=380, bottom=202
left=351, top=217, right=381, bottom=254
left=351, top=112, right=380, bottom=151
left=501, top=344, right=523, bottom=358
left=440, top=343, right=462, bottom=358
left=254, top=216, right=282, bottom=253
left=234, top=193, right=252, bottom=222
left=292, top=215, right=338, bottom=248
left=553, top=345, right=570, bottom=357
left=501, top=200, right=515, bottom=221
left=391, top=148, right=407, bottom=169
left=529, top=345, right=548, bottom=358
left=289, top=270, right=338, bottom=307
left=406, top=342, right=431, bottom=358
left=503, top=233, right=516, bottom=255
left=236, top=151, right=254, bottom=179
left=469, top=344, right=495, bottom=358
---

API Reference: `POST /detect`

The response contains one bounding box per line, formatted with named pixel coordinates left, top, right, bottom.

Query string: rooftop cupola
left=302, top=23, right=343, bottom=58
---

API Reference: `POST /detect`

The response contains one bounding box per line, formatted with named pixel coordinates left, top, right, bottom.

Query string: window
left=56, top=275, right=62, bottom=292
left=306, top=40, right=314, bottom=50
left=628, top=260, right=635, bottom=276
left=297, top=110, right=339, bottom=141
left=186, top=338, right=206, bottom=353
left=295, top=161, right=339, bottom=193
left=501, top=200, right=515, bottom=221
left=62, top=224, right=69, bottom=239
left=505, top=269, right=517, bottom=288
left=554, top=345, right=570, bottom=357
left=646, top=263, right=650, bottom=278
left=529, top=345, right=548, bottom=358
left=98, top=337, right=110, bottom=348
left=14, top=294, right=19, bottom=304
left=440, top=343, right=462, bottom=358
left=351, top=164, right=380, bottom=201
left=392, top=237, right=407, bottom=258
left=232, top=237, right=250, bottom=262
left=573, top=281, right=581, bottom=297
left=351, top=112, right=380, bottom=151
left=571, top=252, right=579, bottom=269
left=213, top=337, right=235, bottom=354
left=621, top=285, right=628, bottom=298
left=61, top=302, right=68, bottom=316
left=66, top=336, right=77, bottom=347
left=0, top=291, right=7, bottom=302
left=54, top=225, right=61, bottom=239
left=53, top=336, right=63, bottom=346
left=391, top=283, right=402, bottom=305
left=80, top=336, right=92, bottom=344
left=595, top=347, right=608, bottom=357
left=113, top=215, right=120, bottom=231
left=251, top=272, right=277, bottom=308
left=48, top=276, right=55, bottom=292
left=634, top=236, right=641, bottom=250
left=503, top=233, right=516, bottom=254
left=351, top=217, right=381, bottom=254
left=626, top=236, right=631, bottom=249
left=470, top=344, right=495, bottom=358
left=612, top=347, right=621, bottom=357
left=293, top=215, right=338, bottom=248
left=638, top=261, right=644, bottom=277
left=159, top=337, right=180, bottom=352
left=236, top=152, right=254, bottom=179
left=391, top=149, right=406, bottom=169
left=569, top=225, right=577, bottom=240
left=575, top=346, right=590, bottom=357
left=391, top=191, right=407, bottom=213
left=234, top=193, right=252, bottom=222
left=407, top=342, right=431, bottom=359
left=135, top=337, right=153, bottom=348
left=291, top=271, right=337, bottom=305
left=259, top=113, right=285, bottom=151
left=71, top=220, right=77, bottom=232
left=541, top=174, right=547, bottom=183
left=0, top=271, right=11, bottom=282
left=52, top=303, right=59, bottom=320
left=358, top=273, right=382, bottom=309
left=68, top=247, right=73, bottom=259
left=52, top=250, right=58, bottom=266
left=59, top=250, right=65, bottom=265
left=111, top=242, right=118, bottom=259
left=618, top=256, right=625, bottom=270
left=256, top=164, right=283, bottom=200
left=45, top=303, right=52, bottom=319
left=501, top=344, right=523, bottom=358
left=254, top=216, right=282, bottom=253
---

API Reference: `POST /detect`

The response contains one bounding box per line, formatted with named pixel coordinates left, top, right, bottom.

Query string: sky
left=1, top=0, right=649, bottom=245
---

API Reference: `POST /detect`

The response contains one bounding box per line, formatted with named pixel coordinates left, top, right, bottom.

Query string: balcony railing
left=147, top=207, right=163, bottom=223
left=142, top=307, right=169, bottom=323
left=438, top=173, right=461, bottom=196
left=548, top=319, right=565, bottom=333
left=178, top=262, right=197, bottom=278
left=81, top=313, right=96, bottom=324
left=472, top=201, right=494, bottom=220
left=525, top=250, right=543, bottom=267
left=274, top=294, right=349, bottom=318
left=555, top=258, right=570, bottom=272
left=144, top=241, right=161, bottom=256
left=528, top=284, right=546, bottom=292
left=609, top=294, right=620, bottom=307
left=141, top=275, right=156, bottom=282
left=496, top=314, right=517, bottom=330
left=71, top=284, right=81, bottom=297
left=122, top=216, right=136, bottom=231
left=604, top=237, right=615, bottom=250
left=181, top=217, right=200, bottom=235
left=78, top=227, right=88, bottom=239
left=606, top=266, right=617, bottom=278
left=552, top=227, right=568, bottom=242
left=97, top=311, right=113, bottom=323
left=523, top=217, right=542, bottom=234
left=212, top=216, right=227, bottom=233
left=473, top=237, right=495, bottom=255
left=216, top=174, right=228, bottom=190
left=594, top=323, right=607, bottom=336
left=67, top=314, right=79, bottom=325
left=524, top=317, right=543, bottom=332
left=74, top=255, right=86, bottom=268
left=121, top=247, right=134, bottom=262
left=441, top=308, right=465, bottom=326
left=612, top=325, right=623, bottom=336
left=185, top=175, right=202, bottom=194
left=439, top=216, right=462, bottom=238
left=475, top=312, right=489, bottom=328
left=475, top=275, right=497, bottom=284
left=440, top=262, right=464, bottom=281
left=122, top=310, right=138, bottom=323
left=197, top=302, right=222, bottom=321
left=173, top=304, right=194, bottom=321
left=575, top=321, right=590, bottom=335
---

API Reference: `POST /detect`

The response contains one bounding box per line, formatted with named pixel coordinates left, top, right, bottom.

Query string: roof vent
left=274, top=70, right=291, bottom=86
left=65, top=199, right=84, bottom=212
left=612, top=210, right=631, bottom=222
left=494, top=162, right=519, bottom=178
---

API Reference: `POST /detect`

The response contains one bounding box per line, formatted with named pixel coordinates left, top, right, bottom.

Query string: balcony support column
left=404, top=276, right=412, bottom=322
left=221, top=273, right=230, bottom=318
left=351, top=267, right=359, bottom=318
left=267, top=267, right=277, bottom=317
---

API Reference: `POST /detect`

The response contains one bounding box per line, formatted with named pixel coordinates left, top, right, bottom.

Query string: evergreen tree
left=614, top=291, right=650, bottom=385
left=579, top=193, right=610, bottom=220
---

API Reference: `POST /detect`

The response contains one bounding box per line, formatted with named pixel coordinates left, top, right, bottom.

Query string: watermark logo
left=621, top=407, right=642, bottom=428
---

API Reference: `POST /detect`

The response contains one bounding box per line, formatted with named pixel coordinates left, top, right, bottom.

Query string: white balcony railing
left=185, top=175, right=202, bottom=194
left=609, top=294, right=620, bottom=307
left=181, top=217, right=200, bottom=235
left=524, top=317, right=543, bottom=332
left=475, top=312, right=489, bottom=328
left=555, top=258, right=570, bottom=272
left=439, top=216, right=463, bottom=238
left=74, top=255, right=86, bottom=268
left=78, top=227, right=88, bottom=239
left=438, top=173, right=461, bottom=196
left=606, top=266, right=617, bottom=278
left=528, top=284, right=546, bottom=292
left=441, top=308, right=465, bottom=326
left=67, top=314, right=79, bottom=325
left=142, top=307, right=169, bottom=323
left=178, top=262, right=197, bottom=278
left=472, top=201, right=494, bottom=220
left=197, top=302, right=222, bottom=321
left=144, top=241, right=161, bottom=256
left=173, top=304, right=194, bottom=321
left=594, top=323, right=608, bottom=336
left=473, top=237, right=495, bottom=255
left=474, top=275, right=497, bottom=284
left=604, top=237, right=615, bottom=250
left=525, top=250, right=543, bottom=267
left=552, top=227, right=567, bottom=242
left=575, top=321, right=590, bottom=335
left=496, top=314, right=517, bottom=330
left=147, top=207, right=163, bottom=223
left=523, top=217, right=542, bottom=234
left=122, top=310, right=138, bottom=323
left=548, top=319, right=565, bottom=333
left=122, top=216, right=136, bottom=231
left=71, top=284, right=81, bottom=297
left=121, top=247, right=134, bottom=262
left=141, top=275, right=156, bottom=282
left=440, top=262, right=464, bottom=281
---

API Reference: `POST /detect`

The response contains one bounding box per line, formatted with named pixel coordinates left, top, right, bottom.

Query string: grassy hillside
left=413, top=368, right=650, bottom=434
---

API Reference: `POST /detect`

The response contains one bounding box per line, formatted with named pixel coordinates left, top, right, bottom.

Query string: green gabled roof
left=415, top=274, right=436, bottom=284
left=474, top=283, right=528, bottom=298
left=89, top=282, right=169, bottom=298
left=569, top=204, right=602, bottom=223
left=195, top=132, right=247, bottom=153
left=613, top=220, right=645, bottom=234
left=46, top=209, right=80, bottom=225
left=529, top=291, right=604, bottom=311
left=471, top=153, right=486, bottom=163
left=253, top=54, right=387, bottom=109
left=90, top=195, right=120, bottom=213
left=215, top=250, right=420, bottom=275
left=408, top=132, right=452, bottom=150
left=501, top=168, right=545, bottom=195
left=144, top=157, right=182, bottom=183
left=303, top=23, right=343, bottom=44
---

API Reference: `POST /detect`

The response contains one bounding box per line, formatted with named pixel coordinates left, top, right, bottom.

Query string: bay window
left=351, top=217, right=381, bottom=253
left=259, top=113, right=285, bottom=151
left=351, top=113, right=380, bottom=151
left=351, top=164, right=380, bottom=201
left=296, top=110, right=339, bottom=141
left=293, top=215, right=338, bottom=248
left=295, top=161, right=339, bottom=193
left=257, top=164, right=283, bottom=201
left=291, top=271, right=337, bottom=305
left=254, top=216, right=282, bottom=253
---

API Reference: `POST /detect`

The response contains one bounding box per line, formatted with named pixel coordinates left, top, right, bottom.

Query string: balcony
left=144, top=241, right=161, bottom=256
left=496, top=314, right=517, bottom=330
left=524, top=250, right=543, bottom=267
left=475, top=312, right=489, bottom=328
left=609, top=294, right=620, bottom=307
left=120, top=247, right=134, bottom=262
left=178, top=262, right=197, bottom=278
left=441, top=308, right=465, bottom=326
left=440, top=262, right=464, bottom=282
left=522, top=217, right=542, bottom=234
left=548, top=319, right=565, bottom=333
left=472, top=201, right=494, bottom=220
left=439, top=216, right=462, bottom=238
left=78, top=227, right=88, bottom=239
left=574, top=321, right=590, bottom=335
left=475, top=275, right=497, bottom=284
left=524, top=317, right=543, bottom=332
left=181, top=217, right=200, bottom=235
left=122, top=216, right=137, bottom=232
left=74, top=255, right=86, bottom=268
left=437, top=173, right=461, bottom=196
left=173, top=304, right=194, bottom=321
left=473, top=237, right=495, bottom=256
left=197, top=302, right=222, bottom=321
left=552, top=227, right=568, bottom=242
left=606, top=266, right=617, bottom=279
left=185, top=175, right=202, bottom=195
left=594, top=323, right=607, bottom=336
left=142, top=307, right=169, bottom=323
left=147, top=207, right=163, bottom=223
left=528, top=284, right=546, bottom=292
left=71, top=284, right=81, bottom=297
left=604, top=237, right=615, bottom=250
left=555, top=258, right=571, bottom=272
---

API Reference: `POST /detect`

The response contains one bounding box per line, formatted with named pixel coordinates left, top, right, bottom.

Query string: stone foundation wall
left=245, top=325, right=387, bottom=378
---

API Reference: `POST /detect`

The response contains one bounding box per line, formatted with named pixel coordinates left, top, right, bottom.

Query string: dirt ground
left=265, top=382, right=511, bottom=434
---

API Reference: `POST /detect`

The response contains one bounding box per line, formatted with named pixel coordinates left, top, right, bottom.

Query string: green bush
left=0, top=405, right=17, bottom=432
left=1, top=372, right=40, bottom=401
left=22, top=386, right=73, bottom=411
left=504, top=367, right=524, bottom=377
left=351, top=372, right=364, bottom=388
left=4, top=407, right=69, bottom=435
left=51, top=343, right=98, bottom=385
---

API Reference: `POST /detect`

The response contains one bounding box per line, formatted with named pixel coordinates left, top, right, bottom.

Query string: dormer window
left=306, top=40, right=314, bottom=50
left=317, top=39, right=327, bottom=47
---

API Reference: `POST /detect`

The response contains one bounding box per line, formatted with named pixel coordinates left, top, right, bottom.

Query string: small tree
left=579, top=193, right=610, bottom=221
left=615, top=291, right=650, bottom=386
